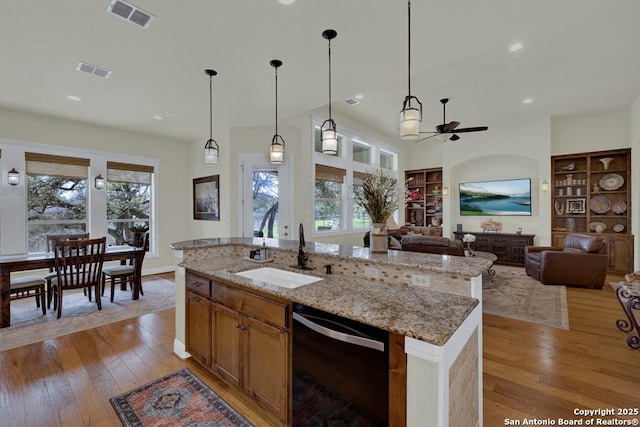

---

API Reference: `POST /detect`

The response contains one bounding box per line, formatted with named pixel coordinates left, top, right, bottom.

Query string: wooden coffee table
left=469, top=251, right=498, bottom=276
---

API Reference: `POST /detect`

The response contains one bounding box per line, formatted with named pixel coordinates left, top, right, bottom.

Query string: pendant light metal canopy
left=269, top=59, right=285, bottom=164
left=204, top=69, right=219, bottom=166
left=400, top=1, right=422, bottom=140
left=321, top=29, right=338, bottom=155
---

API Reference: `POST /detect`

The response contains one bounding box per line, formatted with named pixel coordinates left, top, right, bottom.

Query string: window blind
left=25, top=152, right=89, bottom=179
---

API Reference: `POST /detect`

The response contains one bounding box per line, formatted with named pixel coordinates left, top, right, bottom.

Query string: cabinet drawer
left=490, top=236, right=510, bottom=245
left=212, top=281, right=287, bottom=329
left=511, top=237, right=533, bottom=246
left=186, top=272, right=211, bottom=298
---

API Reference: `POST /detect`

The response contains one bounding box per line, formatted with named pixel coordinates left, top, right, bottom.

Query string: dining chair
left=102, top=232, right=148, bottom=302
left=10, top=275, right=47, bottom=315
left=51, top=237, right=106, bottom=319
left=44, top=233, right=90, bottom=309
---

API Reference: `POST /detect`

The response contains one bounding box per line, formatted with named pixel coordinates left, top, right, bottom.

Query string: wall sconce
left=442, top=186, right=450, bottom=197
left=540, top=180, right=550, bottom=193
left=95, top=174, right=106, bottom=190
left=7, top=168, right=20, bottom=186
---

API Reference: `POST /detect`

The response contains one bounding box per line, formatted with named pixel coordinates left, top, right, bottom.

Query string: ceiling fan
left=416, top=98, right=488, bottom=142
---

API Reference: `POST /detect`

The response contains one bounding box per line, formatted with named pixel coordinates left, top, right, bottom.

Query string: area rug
left=483, top=265, right=569, bottom=330
left=110, top=368, right=253, bottom=427
left=0, top=274, right=175, bottom=352
left=293, top=370, right=384, bottom=427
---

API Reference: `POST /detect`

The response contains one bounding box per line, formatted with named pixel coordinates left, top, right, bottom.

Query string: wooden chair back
left=46, top=233, right=90, bottom=253
left=53, top=237, right=106, bottom=291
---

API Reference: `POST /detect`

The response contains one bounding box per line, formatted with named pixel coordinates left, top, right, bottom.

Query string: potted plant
left=353, top=169, right=403, bottom=253
left=129, top=224, right=149, bottom=249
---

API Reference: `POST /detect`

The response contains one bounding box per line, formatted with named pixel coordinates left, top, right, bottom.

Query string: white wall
left=0, top=107, right=189, bottom=272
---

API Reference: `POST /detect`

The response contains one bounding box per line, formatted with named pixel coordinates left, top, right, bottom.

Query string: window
left=314, top=164, right=344, bottom=231
left=26, top=153, right=89, bottom=253
left=380, top=150, right=394, bottom=170
left=352, top=140, right=371, bottom=165
left=106, top=162, right=153, bottom=246
left=312, top=117, right=399, bottom=235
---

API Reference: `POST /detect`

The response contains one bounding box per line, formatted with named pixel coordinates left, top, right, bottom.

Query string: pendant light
left=269, top=59, right=285, bottom=164
left=321, top=29, right=338, bottom=155
left=203, top=69, right=219, bottom=166
left=399, top=1, right=422, bottom=140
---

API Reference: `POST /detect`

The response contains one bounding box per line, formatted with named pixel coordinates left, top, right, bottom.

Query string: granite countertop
left=181, top=253, right=480, bottom=347
left=172, top=237, right=492, bottom=278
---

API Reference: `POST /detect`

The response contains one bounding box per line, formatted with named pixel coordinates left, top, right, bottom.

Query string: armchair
left=525, top=233, right=608, bottom=288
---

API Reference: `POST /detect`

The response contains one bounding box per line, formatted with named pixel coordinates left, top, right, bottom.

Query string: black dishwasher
left=292, top=303, right=388, bottom=426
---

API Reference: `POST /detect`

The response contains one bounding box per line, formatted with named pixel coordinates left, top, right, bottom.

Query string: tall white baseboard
left=173, top=339, right=190, bottom=359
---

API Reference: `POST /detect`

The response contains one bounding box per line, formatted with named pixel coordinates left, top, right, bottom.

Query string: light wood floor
left=1, top=272, right=638, bottom=426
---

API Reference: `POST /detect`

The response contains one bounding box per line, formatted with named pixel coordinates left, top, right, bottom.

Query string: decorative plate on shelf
left=611, top=200, right=627, bottom=214
left=589, top=195, right=611, bottom=214
left=599, top=173, right=624, bottom=191
left=589, top=222, right=606, bottom=233
left=613, top=223, right=625, bottom=233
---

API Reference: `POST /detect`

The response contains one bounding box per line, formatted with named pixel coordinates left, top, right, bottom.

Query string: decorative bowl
left=589, top=196, right=611, bottom=214
left=613, top=223, right=625, bottom=233
left=589, top=222, right=606, bottom=233
left=611, top=200, right=627, bottom=215
left=599, top=173, right=624, bottom=191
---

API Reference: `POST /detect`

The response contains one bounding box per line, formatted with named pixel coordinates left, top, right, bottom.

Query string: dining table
left=0, top=245, right=145, bottom=328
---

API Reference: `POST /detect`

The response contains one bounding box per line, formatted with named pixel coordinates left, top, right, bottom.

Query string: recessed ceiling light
left=278, top=0, right=295, bottom=4
left=522, top=98, right=533, bottom=104
left=508, top=42, right=524, bottom=52
left=354, top=94, right=364, bottom=100
left=152, top=115, right=163, bottom=120
left=66, top=95, right=82, bottom=101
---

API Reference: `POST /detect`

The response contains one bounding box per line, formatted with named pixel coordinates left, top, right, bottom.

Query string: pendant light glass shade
left=399, top=1, right=422, bottom=140
left=269, top=60, right=285, bottom=164
left=203, top=69, right=219, bottom=166
left=321, top=29, right=338, bottom=155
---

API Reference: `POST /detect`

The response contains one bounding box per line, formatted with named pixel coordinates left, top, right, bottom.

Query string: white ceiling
left=1, top=0, right=639, bottom=143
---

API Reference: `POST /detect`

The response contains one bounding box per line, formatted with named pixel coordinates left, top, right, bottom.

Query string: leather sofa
left=524, top=233, right=608, bottom=288
left=363, top=225, right=443, bottom=249
left=400, top=235, right=465, bottom=256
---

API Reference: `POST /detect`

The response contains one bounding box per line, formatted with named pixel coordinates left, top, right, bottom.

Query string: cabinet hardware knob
left=235, top=322, right=241, bottom=328
left=240, top=325, right=247, bottom=331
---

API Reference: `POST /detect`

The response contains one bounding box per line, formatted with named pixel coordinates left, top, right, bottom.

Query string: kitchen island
left=171, top=237, right=489, bottom=427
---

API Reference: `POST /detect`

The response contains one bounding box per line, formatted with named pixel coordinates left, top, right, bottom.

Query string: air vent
left=344, top=98, right=360, bottom=106
left=107, top=0, right=155, bottom=29
left=77, top=62, right=112, bottom=79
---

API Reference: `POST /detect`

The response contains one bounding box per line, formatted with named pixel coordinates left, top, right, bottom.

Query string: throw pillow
left=389, top=236, right=402, bottom=249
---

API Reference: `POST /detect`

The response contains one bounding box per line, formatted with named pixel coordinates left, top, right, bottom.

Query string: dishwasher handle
left=293, top=312, right=385, bottom=352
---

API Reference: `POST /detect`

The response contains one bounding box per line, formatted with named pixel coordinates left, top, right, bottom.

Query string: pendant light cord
left=407, top=0, right=412, bottom=97
left=209, top=74, right=213, bottom=140
left=275, top=66, right=279, bottom=135
left=328, top=37, right=333, bottom=120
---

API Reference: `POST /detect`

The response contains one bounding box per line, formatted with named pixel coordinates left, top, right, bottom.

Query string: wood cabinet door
left=244, top=317, right=289, bottom=422
left=212, top=303, right=243, bottom=388
left=186, top=291, right=211, bottom=366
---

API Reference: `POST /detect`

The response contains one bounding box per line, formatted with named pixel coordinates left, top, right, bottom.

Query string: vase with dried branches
left=353, top=169, right=403, bottom=253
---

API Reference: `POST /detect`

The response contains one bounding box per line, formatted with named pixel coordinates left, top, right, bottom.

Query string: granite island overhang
left=170, top=237, right=488, bottom=427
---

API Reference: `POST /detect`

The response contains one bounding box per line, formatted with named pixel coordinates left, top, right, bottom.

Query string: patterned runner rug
left=111, top=368, right=253, bottom=426
left=483, top=265, right=569, bottom=330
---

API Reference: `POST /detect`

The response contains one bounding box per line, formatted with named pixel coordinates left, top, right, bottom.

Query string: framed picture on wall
left=193, top=175, right=220, bottom=220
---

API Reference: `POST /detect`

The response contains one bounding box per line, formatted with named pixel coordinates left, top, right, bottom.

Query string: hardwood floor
left=1, top=272, right=638, bottom=426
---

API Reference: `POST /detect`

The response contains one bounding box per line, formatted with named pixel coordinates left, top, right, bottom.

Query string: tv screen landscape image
left=459, top=178, right=532, bottom=216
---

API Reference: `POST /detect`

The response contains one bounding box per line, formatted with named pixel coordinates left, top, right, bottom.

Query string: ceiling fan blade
left=450, top=134, right=460, bottom=141
left=453, top=126, right=488, bottom=133
left=414, top=134, right=439, bottom=143
left=442, top=121, right=460, bottom=132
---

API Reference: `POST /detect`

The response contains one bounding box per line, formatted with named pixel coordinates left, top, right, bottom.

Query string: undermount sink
left=234, top=267, right=322, bottom=289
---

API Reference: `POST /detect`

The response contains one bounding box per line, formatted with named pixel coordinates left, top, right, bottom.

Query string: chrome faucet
left=297, top=223, right=309, bottom=269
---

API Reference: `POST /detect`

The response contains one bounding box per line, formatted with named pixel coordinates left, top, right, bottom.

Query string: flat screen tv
left=459, top=178, right=531, bottom=216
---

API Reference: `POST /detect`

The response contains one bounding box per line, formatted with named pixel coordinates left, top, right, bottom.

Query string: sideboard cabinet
left=453, top=231, right=535, bottom=266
